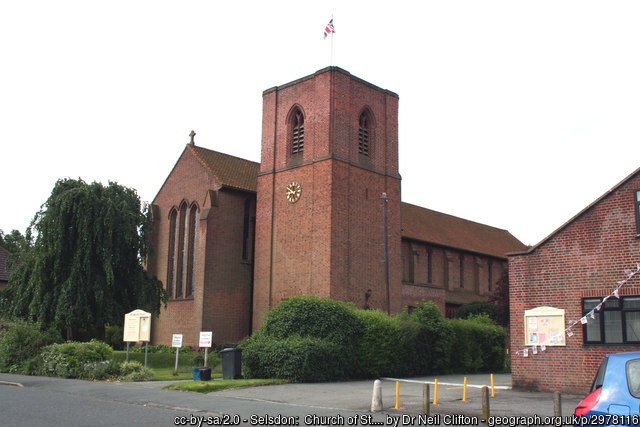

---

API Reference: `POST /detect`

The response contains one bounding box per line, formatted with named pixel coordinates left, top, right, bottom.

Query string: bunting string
left=513, top=263, right=640, bottom=358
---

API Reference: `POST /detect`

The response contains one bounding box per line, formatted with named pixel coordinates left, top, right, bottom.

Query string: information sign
left=123, top=309, right=151, bottom=342
left=199, top=331, right=213, bottom=348
left=172, top=334, right=183, bottom=348
left=524, top=306, right=565, bottom=346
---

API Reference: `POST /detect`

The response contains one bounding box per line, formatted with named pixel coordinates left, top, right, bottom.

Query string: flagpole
left=331, top=31, right=334, bottom=66
left=330, top=14, right=334, bottom=66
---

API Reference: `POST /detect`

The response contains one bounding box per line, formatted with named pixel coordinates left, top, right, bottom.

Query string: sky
left=1, top=1, right=640, bottom=247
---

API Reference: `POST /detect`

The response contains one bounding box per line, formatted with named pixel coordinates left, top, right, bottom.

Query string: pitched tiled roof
left=162, top=145, right=526, bottom=259
left=0, top=246, right=11, bottom=282
left=189, top=145, right=259, bottom=193
left=401, top=202, right=528, bottom=259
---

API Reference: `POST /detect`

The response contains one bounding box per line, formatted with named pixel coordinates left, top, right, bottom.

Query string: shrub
left=104, top=325, right=124, bottom=350
left=0, top=319, right=61, bottom=372
left=119, top=361, right=155, bottom=381
left=241, top=334, right=342, bottom=382
left=448, top=316, right=506, bottom=373
left=82, top=359, right=121, bottom=380
left=401, top=301, right=453, bottom=374
left=39, top=339, right=113, bottom=378
left=354, top=310, right=405, bottom=378
left=256, top=296, right=361, bottom=378
left=261, top=296, right=360, bottom=349
left=129, top=344, right=192, bottom=353
left=456, top=301, right=500, bottom=323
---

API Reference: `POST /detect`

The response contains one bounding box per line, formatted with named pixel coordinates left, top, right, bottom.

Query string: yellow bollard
left=491, top=373, right=495, bottom=397
left=463, top=376, right=467, bottom=401
left=395, top=381, right=400, bottom=409
left=433, top=379, right=438, bottom=405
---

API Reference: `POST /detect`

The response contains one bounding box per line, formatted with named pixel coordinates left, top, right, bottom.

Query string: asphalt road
left=0, top=373, right=584, bottom=427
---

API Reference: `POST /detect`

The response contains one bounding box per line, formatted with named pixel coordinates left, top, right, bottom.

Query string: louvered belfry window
left=292, top=109, right=304, bottom=154
left=358, top=112, right=370, bottom=156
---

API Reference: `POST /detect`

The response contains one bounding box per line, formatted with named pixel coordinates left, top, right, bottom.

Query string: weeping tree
left=0, top=178, right=167, bottom=339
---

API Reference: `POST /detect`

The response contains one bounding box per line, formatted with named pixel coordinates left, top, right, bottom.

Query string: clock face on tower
left=286, top=181, right=302, bottom=203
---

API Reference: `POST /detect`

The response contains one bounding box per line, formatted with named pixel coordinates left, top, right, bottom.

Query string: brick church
left=146, top=67, right=527, bottom=347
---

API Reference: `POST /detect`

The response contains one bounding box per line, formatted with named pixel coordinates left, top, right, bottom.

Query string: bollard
left=482, top=386, right=490, bottom=420
left=463, top=376, right=467, bottom=402
left=491, top=373, right=495, bottom=397
left=371, top=380, right=383, bottom=412
left=395, top=381, right=400, bottom=409
left=423, top=383, right=430, bottom=415
left=554, top=391, right=562, bottom=417
left=433, top=379, right=438, bottom=405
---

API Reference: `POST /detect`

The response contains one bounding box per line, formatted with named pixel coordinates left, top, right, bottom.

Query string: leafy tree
left=488, top=268, right=510, bottom=326
left=455, top=300, right=499, bottom=323
left=0, top=178, right=167, bottom=339
left=0, top=229, right=30, bottom=274
left=0, top=229, right=29, bottom=255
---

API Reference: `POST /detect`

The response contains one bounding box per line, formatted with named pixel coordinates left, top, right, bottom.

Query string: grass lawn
left=164, top=378, right=289, bottom=393
left=113, top=350, right=222, bottom=381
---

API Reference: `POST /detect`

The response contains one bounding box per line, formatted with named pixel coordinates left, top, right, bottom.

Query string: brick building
left=148, top=67, right=526, bottom=346
left=509, top=167, right=640, bottom=393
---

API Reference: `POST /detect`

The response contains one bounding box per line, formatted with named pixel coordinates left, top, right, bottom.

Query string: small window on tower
left=358, top=111, right=370, bottom=156
left=291, top=109, right=304, bottom=155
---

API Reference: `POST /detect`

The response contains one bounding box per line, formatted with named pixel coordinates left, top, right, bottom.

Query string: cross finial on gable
left=189, top=130, right=196, bottom=146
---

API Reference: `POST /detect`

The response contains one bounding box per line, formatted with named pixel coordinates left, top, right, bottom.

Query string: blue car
left=574, top=351, right=640, bottom=426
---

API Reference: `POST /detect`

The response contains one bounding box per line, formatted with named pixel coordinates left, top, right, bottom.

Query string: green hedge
left=354, top=310, right=404, bottom=378
left=456, top=301, right=500, bottom=323
left=241, top=296, right=506, bottom=382
left=448, top=315, right=506, bottom=373
left=261, top=296, right=361, bottom=348
left=112, top=350, right=217, bottom=369
left=403, top=301, right=454, bottom=374
left=242, top=333, right=343, bottom=382
left=240, top=296, right=361, bottom=381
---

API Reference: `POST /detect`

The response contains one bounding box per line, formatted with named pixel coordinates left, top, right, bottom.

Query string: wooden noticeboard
left=123, top=309, right=151, bottom=342
left=524, top=306, right=565, bottom=346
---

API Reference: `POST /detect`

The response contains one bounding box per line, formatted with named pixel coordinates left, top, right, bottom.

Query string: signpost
left=199, top=331, right=213, bottom=367
left=172, top=334, right=183, bottom=374
left=123, top=309, right=151, bottom=366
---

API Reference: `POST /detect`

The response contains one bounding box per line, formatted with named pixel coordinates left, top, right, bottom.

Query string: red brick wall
left=149, top=146, right=254, bottom=347
left=509, top=171, right=640, bottom=393
left=253, top=67, right=402, bottom=329
left=201, top=190, right=254, bottom=344
left=401, top=240, right=506, bottom=315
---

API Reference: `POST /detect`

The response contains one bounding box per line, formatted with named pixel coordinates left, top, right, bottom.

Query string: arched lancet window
left=175, top=202, right=188, bottom=298
left=185, top=203, right=198, bottom=297
left=166, top=208, right=178, bottom=297
left=358, top=111, right=371, bottom=156
left=291, top=108, right=304, bottom=154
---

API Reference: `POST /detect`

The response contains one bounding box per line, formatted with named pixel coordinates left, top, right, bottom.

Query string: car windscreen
left=626, top=358, right=640, bottom=398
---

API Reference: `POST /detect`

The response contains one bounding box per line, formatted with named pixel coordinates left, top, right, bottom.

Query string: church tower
left=252, top=67, right=402, bottom=329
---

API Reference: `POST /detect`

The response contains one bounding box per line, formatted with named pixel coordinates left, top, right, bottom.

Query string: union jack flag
left=323, top=18, right=335, bottom=39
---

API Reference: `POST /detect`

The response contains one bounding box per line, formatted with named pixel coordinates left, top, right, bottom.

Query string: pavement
left=0, top=372, right=585, bottom=425
left=216, top=373, right=584, bottom=418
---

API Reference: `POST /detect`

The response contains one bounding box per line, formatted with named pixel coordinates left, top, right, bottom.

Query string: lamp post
left=381, top=192, right=390, bottom=314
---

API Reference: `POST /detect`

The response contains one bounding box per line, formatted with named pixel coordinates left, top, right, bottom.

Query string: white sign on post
left=172, top=334, right=183, bottom=348
left=199, top=331, right=213, bottom=348
left=123, top=309, right=152, bottom=342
